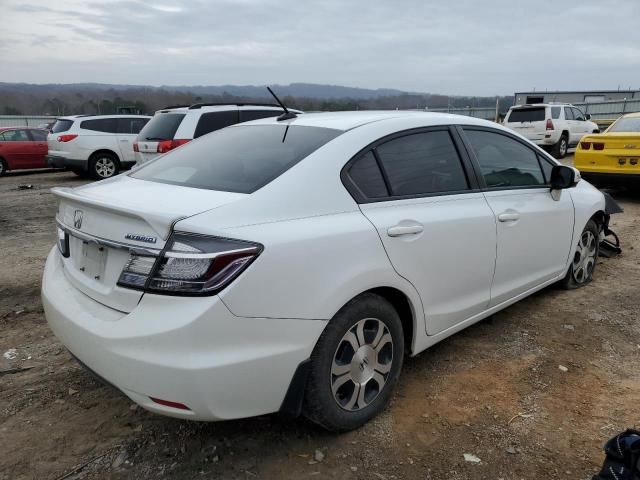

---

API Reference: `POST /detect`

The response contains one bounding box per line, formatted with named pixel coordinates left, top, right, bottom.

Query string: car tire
left=552, top=133, right=568, bottom=159
left=89, top=152, right=119, bottom=180
left=0, top=158, right=7, bottom=177
left=561, top=220, right=599, bottom=289
left=303, top=293, right=404, bottom=432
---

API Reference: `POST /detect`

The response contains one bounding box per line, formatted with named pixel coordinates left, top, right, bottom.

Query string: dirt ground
left=1, top=161, right=639, bottom=480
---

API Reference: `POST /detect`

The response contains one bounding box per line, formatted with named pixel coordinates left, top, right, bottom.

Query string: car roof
left=56, top=114, right=150, bottom=120
left=237, top=110, right=493, bottom=132
left=0, top=126, right=47, bottom=131
left=154, top=104, right=300, bottom=114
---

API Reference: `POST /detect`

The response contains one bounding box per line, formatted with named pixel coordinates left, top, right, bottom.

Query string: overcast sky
left=2, top=0, right=639, bottom=96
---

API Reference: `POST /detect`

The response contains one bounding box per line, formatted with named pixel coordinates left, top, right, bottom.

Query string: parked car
left=574, top=112, right=640, bottom=186
left=0, top=127, right=49, bottom=176
left=134, top=103, right=303, bottom=165
left=503, top=103, right=599, bottom=158
left=47, top=115, right=151, bottom=179
left=43, top=111, right=607, bottom=431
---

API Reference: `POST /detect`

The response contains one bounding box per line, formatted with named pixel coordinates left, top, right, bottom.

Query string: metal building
left=514, top=90, right=640, bottom=106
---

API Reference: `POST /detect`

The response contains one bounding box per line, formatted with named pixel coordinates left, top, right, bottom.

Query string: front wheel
left=303, top=293, right=404, bottom=431
left=561, top=220, right=599, bottom=289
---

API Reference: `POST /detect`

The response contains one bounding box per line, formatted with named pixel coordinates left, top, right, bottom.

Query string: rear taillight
left=117, top=233, right=262, bottom=296
left=546, top=119, right=554, bottom=130
left=133, top=142, right=139, bottom=152
left=580, top=141, right=591, bottom=150
left=157, top=139, right=190, bottom=154
left=57, top=134, right=78, bottom=142
left=593, top=143, right=605, bottom=151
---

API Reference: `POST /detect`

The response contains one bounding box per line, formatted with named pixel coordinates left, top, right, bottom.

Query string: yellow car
left=574, top=112, right=640, bottom=186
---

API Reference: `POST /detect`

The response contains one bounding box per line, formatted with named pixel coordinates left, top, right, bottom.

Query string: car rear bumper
left=41, top=247, right=326, bottom=421
left=580, top=171, right=640, bottom=186
left=46, top=155, right=87, bottom=171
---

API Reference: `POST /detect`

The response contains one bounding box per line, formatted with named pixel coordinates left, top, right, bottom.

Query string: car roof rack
left=161, top=105, right=191, bottom=110
left=187, top=102, right=283, bottom=110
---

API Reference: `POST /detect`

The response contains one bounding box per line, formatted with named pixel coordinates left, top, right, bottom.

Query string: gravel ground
left=1, top=162, right=639, bottom=480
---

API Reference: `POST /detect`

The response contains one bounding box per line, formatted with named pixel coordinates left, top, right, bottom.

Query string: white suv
left=503, top=104, right=599, bottom=158
left=47, top=115, right=151, bottom=179
left=134, top=103, right=303, bottom=165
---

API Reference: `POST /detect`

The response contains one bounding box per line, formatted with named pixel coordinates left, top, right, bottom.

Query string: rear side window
left=239, top=109, right=283, bottom=122
left=193, top=111, right=239, bottom=138
left=138, top=113, right=186, bottom=141
left=80, top=118, right=118, bottom=133
left=29, top=130, right=48, bottom=141
left=551, top=107, right=561, bottom=119
left=132, top=125, right=341, bottom=193
left=51, top=119, right=73, bottom=133
left=507, top=108, right=545, bottom=123
left=465, top=129, right=545, bottom=188
left=347, top=151, right=388, bottom=198
left=375, top=130, right=469, bottom=196
left=117, top=117, right=149, bottom=134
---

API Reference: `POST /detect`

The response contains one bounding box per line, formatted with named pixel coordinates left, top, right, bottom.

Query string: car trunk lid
left=53, top=176, right=246, bottom=312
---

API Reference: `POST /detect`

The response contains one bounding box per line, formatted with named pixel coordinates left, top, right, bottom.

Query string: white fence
left=0, top=115, right=56, bottom=128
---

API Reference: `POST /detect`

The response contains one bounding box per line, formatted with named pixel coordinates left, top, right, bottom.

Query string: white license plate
left=79, top=242, right=107, bottom=281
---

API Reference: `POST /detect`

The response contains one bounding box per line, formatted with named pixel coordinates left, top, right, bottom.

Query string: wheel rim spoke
left=331, top=372, right=352, bottom=396
left=331, top=361, right=351, bottom=376
left=343, top=331, right=360, bottom=352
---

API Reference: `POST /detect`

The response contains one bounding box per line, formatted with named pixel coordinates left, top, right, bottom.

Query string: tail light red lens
left=57, top=134, right=78, bottom=142
left=157, top=139, right=190, bottom=153
left=593, top=143, right=605, bottom=151
left=133, top=142, right=139, bottom=152
left=580, top=141, right=591, bottom=150
left=149, top=397, right=191, bottom=410
left=546, top=119, right=554, bottom=130
left=117, top=233, right=263, bottom=296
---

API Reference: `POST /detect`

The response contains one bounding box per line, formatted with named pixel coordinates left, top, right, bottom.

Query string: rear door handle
left=387, top=224, right=424, bottom=237
left=497, top=212, right=520, bottom=222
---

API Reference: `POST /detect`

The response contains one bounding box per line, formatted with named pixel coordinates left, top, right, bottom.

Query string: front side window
left=464, top=129, right=545, bottom=188
left=80, top=118, right=118, bottom=133
left=572, top=108, right=585, bottom=121
left=375, top=130, right=469, bottom=196
left=132, top=125, right=341, bottom=193
left=564, top=107, right=574, bottom=120
left=193, top=111, right=239, bottom=138
left=29, top=130, right=48, bottom=141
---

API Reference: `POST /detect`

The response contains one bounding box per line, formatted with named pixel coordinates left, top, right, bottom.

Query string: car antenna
left=267, top=86, right=297, bottom=121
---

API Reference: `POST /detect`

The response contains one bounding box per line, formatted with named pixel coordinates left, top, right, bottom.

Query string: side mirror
left=585, top=113, right=591, bottom=120
left=550, top=165, right=579, bottom=189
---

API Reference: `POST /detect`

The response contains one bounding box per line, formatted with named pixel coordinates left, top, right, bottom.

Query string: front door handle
left=497, top=212, right=520, bottom=222
left=387, top=224, right=424, bottom=237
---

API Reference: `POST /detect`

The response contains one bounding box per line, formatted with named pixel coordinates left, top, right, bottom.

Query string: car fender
left=567, top=179, right=606, bottom=267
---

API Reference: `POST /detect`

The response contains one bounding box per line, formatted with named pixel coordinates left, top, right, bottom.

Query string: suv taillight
left=157, top=139, right=190, bottom=154
left=117, top=233, right=262, bottom=296
left=546, top=119, right=554, bottom=130
left=133, top=142, right=139, bottom=152
left=57, top=134, right=78, bottom=142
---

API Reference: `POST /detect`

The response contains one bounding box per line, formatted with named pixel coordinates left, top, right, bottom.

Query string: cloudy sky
left=2, top=0, right=639, bottom=96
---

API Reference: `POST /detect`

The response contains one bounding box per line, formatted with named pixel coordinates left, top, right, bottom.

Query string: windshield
left=138, top=113, right=186, bottom=140
left=131, top=124, right=342, bottom=193
left=507, top=108, right=545, bottom=123
left=608, top=117, right=640, bottom=133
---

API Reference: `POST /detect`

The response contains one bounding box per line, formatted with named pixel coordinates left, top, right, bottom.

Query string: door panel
left=483, top=189, right=574, bottom=306
left=27, top=130, right=49, bottom=167
left=0, top=130, right=33, bottom=169
left=361, top=194, right=497, bottom=334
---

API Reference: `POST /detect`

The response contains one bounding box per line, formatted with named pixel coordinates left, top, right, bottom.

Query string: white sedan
left=42, top=111, right=606, bottom=431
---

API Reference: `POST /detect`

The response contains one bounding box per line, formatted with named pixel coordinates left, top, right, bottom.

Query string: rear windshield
left=131, top=125, right=341, bottom=193
left=507, top=108, right=545, bottom=123
left=51, top=119, right=73, bottom=133
left=138, top=113, right=186, bottom=141
left=608, top=117, right=640, bottom=133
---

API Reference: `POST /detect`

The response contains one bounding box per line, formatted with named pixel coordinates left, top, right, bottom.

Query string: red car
left=0, top=127, right=49, bottom=176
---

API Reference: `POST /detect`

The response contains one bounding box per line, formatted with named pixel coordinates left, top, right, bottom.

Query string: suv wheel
left=561, top=220, right=599, bottom=289
left=90, top=153, right=119, bottom=180
left=303, top=293, right=404, bottom=431
left=552, top=134, right=568, bottom=159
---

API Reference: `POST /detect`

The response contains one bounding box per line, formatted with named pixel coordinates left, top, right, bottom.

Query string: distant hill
left=0, top=82, right=513, bottom=116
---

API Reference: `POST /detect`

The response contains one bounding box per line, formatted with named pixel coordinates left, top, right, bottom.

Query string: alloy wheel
left=572, top=230, right=597, bottom=283
left=331, top=318, right=393, bottom=411
left=95, top=157, right=116, bottom=178
left=560, top=138, right=568, bottom=157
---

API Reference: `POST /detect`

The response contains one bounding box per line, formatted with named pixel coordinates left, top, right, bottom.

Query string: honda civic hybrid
left=42, top=111, right=606, bottom=431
